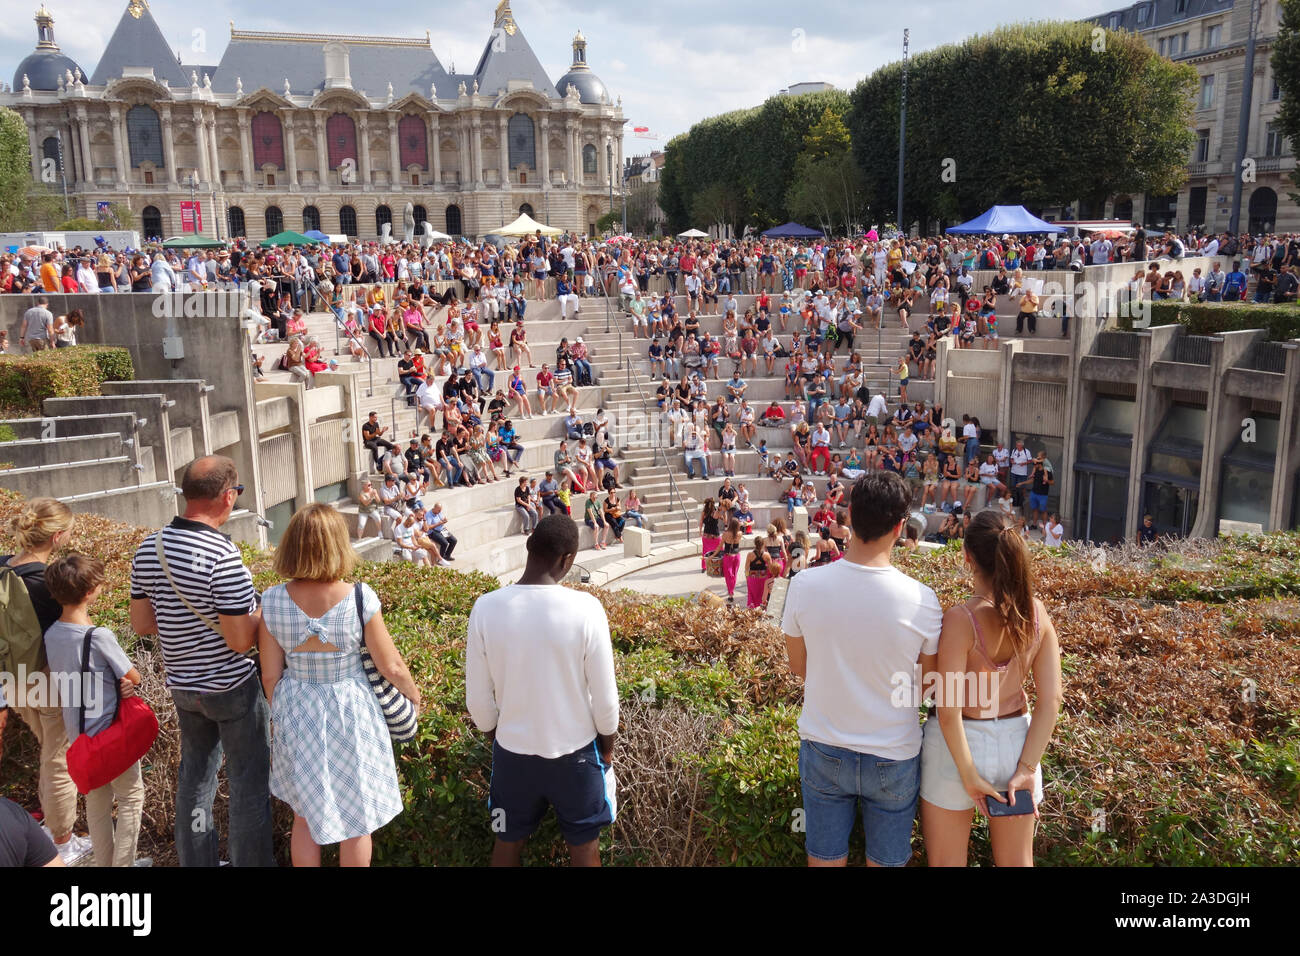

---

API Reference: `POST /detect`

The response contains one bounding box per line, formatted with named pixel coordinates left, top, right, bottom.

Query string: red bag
left=65, top=628, right=159, bottom=795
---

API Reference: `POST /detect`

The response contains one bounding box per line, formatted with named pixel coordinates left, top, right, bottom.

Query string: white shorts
left=920, top=712, right=1043, bottom=812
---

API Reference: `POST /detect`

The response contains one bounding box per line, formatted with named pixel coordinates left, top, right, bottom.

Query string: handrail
left=624, top=339, right=692, bottom=543
left=328, top=303, right=374, bottom=397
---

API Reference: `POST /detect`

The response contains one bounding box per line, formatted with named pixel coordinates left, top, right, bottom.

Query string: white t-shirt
left=1043, top=521, right=1065, bottom=547
left=781, top=560, right=942, bottom=759
left=465, top=584, right=619, bottom=758
left=993, top=446, right=1009, bottom=469
left=865, top=394, right=889, bottom=419
left=1010, top=447, right=1033, bottom=476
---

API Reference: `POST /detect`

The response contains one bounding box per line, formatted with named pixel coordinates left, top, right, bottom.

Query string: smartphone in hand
left=985, top=788, right=1035, bottom=817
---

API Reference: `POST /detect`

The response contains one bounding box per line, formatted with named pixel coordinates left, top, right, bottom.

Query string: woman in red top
left=303, top=338, right=330, bottom=374
left=381, top=251, right=396, bottom=280
left=60, top=263, right=78, bottom=293
left=488, top=321, right=507, bottom=369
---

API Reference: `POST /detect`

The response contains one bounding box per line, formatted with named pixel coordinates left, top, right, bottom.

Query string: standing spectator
left=920, top=510, right=1062, bottom=866
left=782, top=472, right=942, bottom=866
left=465, top=516, right=619, bottom=866
left=129, top=456, right=273, bottom=867
left=19, top=296, right=54, bottom=351
left=2, top=498, right=90, bottom=864
left=258, top=505, right=416, bottom=866
left=43, top=553, right=145, bottom=867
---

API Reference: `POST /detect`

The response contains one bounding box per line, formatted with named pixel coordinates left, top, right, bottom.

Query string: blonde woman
left=920, top=510, right=1063, bottom=867
left=258, top=504, right=418, bottom=867
left=2, top=498, right=89, bottom=864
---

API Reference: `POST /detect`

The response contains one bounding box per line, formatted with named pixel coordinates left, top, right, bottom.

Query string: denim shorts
left=1028, top=492, right=1049, bottom=512
left=798, top=739, right=919, bottom=865
left=920, top=714, right=1042, bottom=812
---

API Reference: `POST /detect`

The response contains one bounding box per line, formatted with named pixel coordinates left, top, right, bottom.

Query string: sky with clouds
left=4, top=0, right=1115, bottom=146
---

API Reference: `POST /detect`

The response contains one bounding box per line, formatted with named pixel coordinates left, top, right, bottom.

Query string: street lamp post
left=184, top=171, right=197, bottom=234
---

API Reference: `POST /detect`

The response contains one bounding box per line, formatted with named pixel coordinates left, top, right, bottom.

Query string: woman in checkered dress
left=258, top=505, right=419, bottom=866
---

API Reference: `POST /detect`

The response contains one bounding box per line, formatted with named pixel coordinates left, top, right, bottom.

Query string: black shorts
left=489, top=739, right=613, bottom=845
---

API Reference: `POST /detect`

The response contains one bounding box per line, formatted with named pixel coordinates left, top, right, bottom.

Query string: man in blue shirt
left=1223, top=261, right=1248, bottom=302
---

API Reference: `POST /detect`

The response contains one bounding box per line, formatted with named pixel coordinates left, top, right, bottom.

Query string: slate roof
left=89, top=0, right=188, bottom=87
left=471, top=24, right=559, bottom=98
left=210, top=31, right=450, bottom=97
left=1086, top=0, right=1235, bottom=33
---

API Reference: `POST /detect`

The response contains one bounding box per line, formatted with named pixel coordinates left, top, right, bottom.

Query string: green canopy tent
left=160, top=235, right=226, bottom=249
left=259, top=230, right=317, bottom=248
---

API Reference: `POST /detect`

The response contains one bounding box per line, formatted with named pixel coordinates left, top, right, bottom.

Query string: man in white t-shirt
left=783, top=471, right=942, bottom=867
left=1009, top=439, right=1033, bottom=505
left=865, top=392, right=890, bottom=423
left=466, top=516, right=619, bottom=866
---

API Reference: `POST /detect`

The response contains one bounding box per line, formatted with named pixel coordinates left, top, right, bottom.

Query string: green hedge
left=0, top=346, right=134, bottom=416
left=1126, top=301, right=1300, bottom=341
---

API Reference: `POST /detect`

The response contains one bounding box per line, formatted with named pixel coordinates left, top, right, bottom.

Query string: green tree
left=802, top=107, right=851, bottom=161
left=786, top=151, right=869, bottom=236
left=1274, top=0, right=1300, bottom=200
left=0, top=106, right=34, bottom=231
left=596, top=210, right=621, bottom=234
left=56, top=217, right=101, bottom=230
left=690, top=183, right=745, bottom=236
left=847, top=22, right=1197, bottom=229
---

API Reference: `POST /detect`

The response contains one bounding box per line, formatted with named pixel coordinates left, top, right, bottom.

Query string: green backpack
left=0, top=565, right=46, bottom=681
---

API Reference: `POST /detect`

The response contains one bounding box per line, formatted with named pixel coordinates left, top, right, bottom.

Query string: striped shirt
left=129, top=517, right=258, bottom=693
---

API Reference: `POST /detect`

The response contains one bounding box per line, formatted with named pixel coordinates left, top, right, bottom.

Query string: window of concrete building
left=508, top=113, right=536, bottom=170
left=1074, top=396, right=1136, bottom=544
left=127, top=105, right=163, bottom=168
left=1265, top=122, right=1286, bottom=157
left=445, top=204, right=462, bottom=236
left=1137, top=3, right=1149, bottom=23
left=41, top=135, right=61, bottom=171
left=1143, top=403, right=1205, bottom=538
left=1198, top=74, right=1215, bottom=109
left=265, top=205, right=283, bottom=236
left=398, top=114, right=427, bottom=170
left=251, top=111, right=284, bottom=169
left=519, top=203, right=534, bottom=217
left=1272, top=77, right=1281, bottom=101
left=1218, top=414, right=1279, bottom=529
left=326, top=113, right=357, bottom=170
left=1174, top=0, right=1187, bottom=12
left=141, top=205, right=163, bottom=240
left=413, top=205, right=427, bottom=229
left=1195, top=129, right=1210, bottom=163
left=583, top=144, right=597, bottom=174
left=1204, top=23, right=1221, bottom=48
left=227, top=206, right=246, bottom=237
left=376, top=204, right=392, bottom=236
left=339, top=205, right=357, bottom=236
left=303, top=205, right=321, bottom=232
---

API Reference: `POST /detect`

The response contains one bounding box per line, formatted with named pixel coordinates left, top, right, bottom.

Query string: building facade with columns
left=1084, top=0, right=1296, bottom=234
left=4, top=0, right=625, bottom=241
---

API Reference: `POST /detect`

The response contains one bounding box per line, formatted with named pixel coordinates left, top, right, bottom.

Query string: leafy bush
left=1130, top=300, right=1300, bottom=341
left=55, top=217, right=102, bottom=231
left=0, top=346, right=134, bottom=415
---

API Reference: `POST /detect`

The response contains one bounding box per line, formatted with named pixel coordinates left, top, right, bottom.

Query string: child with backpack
left=42, top=554, right=145, bottom=867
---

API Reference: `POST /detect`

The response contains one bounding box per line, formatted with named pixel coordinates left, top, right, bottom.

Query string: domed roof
left=556, top=69, right=606, bottom=104
left=14, top=49, right=83, bottom=91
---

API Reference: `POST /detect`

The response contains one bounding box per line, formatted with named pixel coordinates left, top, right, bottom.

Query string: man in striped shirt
left=129, top=456, right=273, bottom=867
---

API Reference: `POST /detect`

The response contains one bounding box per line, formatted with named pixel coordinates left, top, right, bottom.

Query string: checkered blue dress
left=263, top=583, right=402, bottom=845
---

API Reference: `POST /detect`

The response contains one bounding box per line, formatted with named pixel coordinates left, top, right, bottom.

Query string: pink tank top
left=961, top=601, right=1041, bottom=719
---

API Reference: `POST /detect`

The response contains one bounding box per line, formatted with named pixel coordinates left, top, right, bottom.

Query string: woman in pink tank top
left=919, top=509, right=1062, bottom=866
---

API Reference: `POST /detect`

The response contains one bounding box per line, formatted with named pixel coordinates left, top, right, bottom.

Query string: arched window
left=375, top=204, right=392, bottom=236
left=251, top=111, right=284, bottom=169
left=1248, top=187, right=1278, bottom=234
left=1112, top=197, right=1133, bottom=222
left=445, top=204, right=462, bottom=236
left=265, top=205, right=284, bottom=236
left=413, top=205, right=428, bottom=229
left=398, top=114, right=427, bottom=169
left=302, top=205, right=321, bottom=232
left=582, top=143, right=597, bottom=175
left=141, top=205, right=163, bottom=239
left=127, top=105, right=164, bottom=167
left=519, top=203, right=534, bottom=218
left=227, top=206, right=246, bottom=238
left=326, top=113, right=357, bottom=170
left=41, top=136, right=62, bottom=171
left=339, top=204, right=358, bottom=237
left=508, top=113, right=536, bottom=169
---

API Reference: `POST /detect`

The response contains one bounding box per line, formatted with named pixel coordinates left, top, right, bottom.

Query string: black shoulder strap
left=78, top=627, right=95, bottom=737
left=353, top=583, right=366, bottom=648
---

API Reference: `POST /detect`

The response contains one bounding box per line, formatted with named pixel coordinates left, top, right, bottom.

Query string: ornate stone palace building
left=4, top=0, right=625, bottom=240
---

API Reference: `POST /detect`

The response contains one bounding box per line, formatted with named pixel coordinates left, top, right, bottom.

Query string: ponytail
left=965, top=510, right=1036, bottom=666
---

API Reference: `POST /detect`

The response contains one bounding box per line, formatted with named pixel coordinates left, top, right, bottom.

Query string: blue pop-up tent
left=945, top=205, right=1063, bottom=235
left=762, top=221, right=824, bottom=238
left=303, top=229, right=330, bottom=242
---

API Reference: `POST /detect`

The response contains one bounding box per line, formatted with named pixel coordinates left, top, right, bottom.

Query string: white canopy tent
left=677, top=228, right=709, bottom=238
left=495, top=213, right=563, bottom=237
